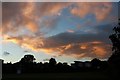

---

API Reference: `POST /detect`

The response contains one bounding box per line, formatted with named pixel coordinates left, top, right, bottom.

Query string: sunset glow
left=1, top=2, right=118, bottom=63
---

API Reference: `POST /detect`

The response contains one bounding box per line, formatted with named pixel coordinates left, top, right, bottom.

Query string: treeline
left=2, top=55, right=108, bottom=74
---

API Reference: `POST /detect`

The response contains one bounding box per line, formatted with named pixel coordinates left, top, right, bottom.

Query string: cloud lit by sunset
left=1, top=2, right=118, bottom=63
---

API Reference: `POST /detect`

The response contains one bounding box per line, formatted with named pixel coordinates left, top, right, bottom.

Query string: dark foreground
left=2, top=71, right=114, bottom=80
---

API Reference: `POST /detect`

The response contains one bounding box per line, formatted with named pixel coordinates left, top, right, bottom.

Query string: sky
left=1, top=0, right=120, bottom=2
left=0, top=2, right=119, bottom=63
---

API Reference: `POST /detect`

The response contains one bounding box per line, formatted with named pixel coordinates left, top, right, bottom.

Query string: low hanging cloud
left=4, top=24, right=113, bottom=59
left=40, top=26, right=112, bottom=59
left=2, top=2, right=116, bottom=59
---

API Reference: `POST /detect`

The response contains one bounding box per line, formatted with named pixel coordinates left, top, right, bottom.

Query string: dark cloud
left=3, top=51, right=10, bottom=56
left=95, top=23, right=116, bottom=34
left=39, top=24, right=114, bottom=59
left=43, top=32, right=109, bottom=48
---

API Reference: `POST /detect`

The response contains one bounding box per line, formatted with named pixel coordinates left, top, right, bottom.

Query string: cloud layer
left=4, top=24, right=114, bottom=59
left=2, top=2, right=117, bottom=59
left=2, top=2, right=112, bottom=34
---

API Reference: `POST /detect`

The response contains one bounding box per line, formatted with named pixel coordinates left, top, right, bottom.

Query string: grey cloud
left=38, top=24, right=114, bottom=59
left=42, top=24, right=115, bottom=48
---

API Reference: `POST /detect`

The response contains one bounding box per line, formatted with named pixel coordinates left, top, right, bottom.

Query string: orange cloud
left=21, top=2, right=39, bottom=32
left=67, top=29, right=75, bottom=33
left=92, top=46, right=107, bottom=57
left=3, top=33, right=111, bottom=59
left=71, top=2, right=112, bottom=21
left=25, top=21, right=38, bottom=32
left=80, top=45, right=87, bottom=49
left=3, top=35, right=44, bottom=52
left=40, top=41, right=111, bottom=59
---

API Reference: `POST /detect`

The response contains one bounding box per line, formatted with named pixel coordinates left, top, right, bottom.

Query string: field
left=2, top=71, right=112, bottom=80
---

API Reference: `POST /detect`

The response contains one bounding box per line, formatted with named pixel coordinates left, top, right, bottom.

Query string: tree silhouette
left=108, top=19, right=120, bottom=63
left=20, top=54, right=36, bottom=63
left=91, top=58, right=101, bottom=69
left=49, top=58, right=57, bottom=66
left=108, top=18, right=120, bottom=78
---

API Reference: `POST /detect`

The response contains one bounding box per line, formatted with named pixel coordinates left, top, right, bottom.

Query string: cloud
left=2, top=2, right=72, bottom=38
left=2, top=2, right=38, bottom=33
left=38, top=24, right=114, bottom=59
left=40, top=16, right=60, bottom=33
left=4, top=35, right=44, bottom=51
left=35, top=2, right=70, bottom=16
left=67, top=29, right=75, bottom=33
left=39, top=41, right=111, bottom=59
left=3, top=51, right=10, bottom=56
left=70, top=2, right=112, bottom=21
left=2, top=2, right=116, bottom=59
left=3, top=23, right=113, bottom=59
left=2, top=2, right=113, bottom=34
left=0, top=2, right=1, bottom=36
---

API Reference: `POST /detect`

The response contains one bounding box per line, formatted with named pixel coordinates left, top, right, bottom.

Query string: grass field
left=2, top=71, right=112, bottom=80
